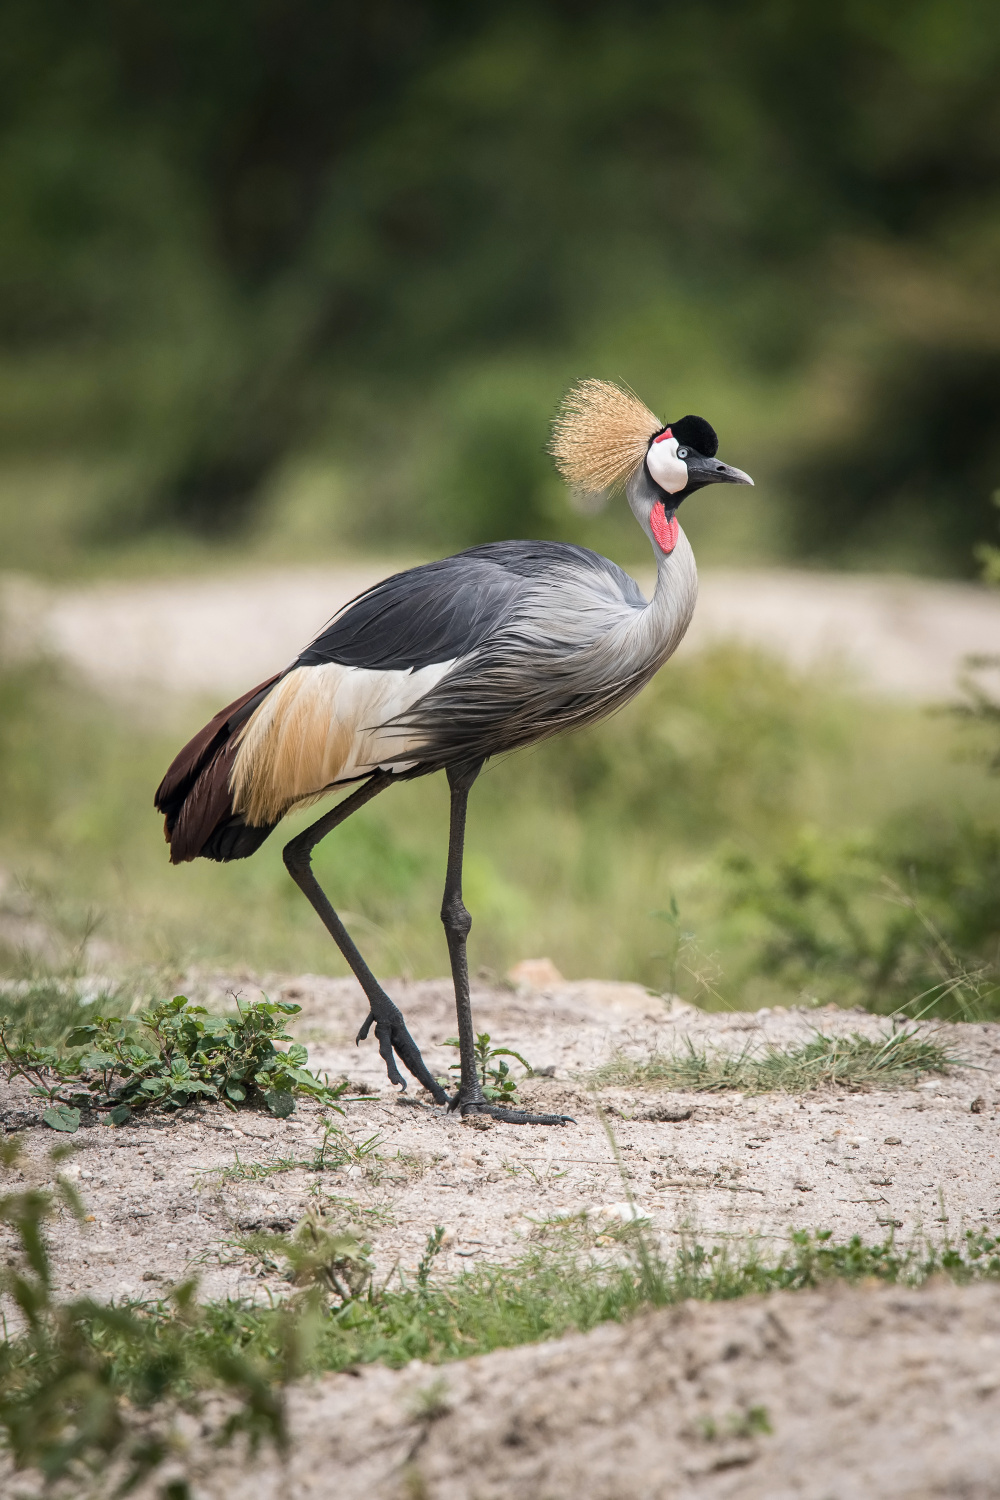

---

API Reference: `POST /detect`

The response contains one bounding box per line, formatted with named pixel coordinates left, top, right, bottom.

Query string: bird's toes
left=461, top=1101, right=574, bottom=1126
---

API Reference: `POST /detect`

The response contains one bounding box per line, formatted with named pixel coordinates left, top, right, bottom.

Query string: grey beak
left=687, top=452, right=754, bottom=488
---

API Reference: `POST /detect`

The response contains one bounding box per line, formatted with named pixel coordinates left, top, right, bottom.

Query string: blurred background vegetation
left=0, top=0, right=999, bottom=1020
left=1, top=0, right=998, bottom=575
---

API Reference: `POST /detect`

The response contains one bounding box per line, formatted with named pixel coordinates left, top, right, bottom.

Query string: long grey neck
left=623, top=464, right=699, bottom=668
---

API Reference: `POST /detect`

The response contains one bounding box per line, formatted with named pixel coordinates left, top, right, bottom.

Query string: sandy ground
left=3, top=564, right=1000, bottom=704
left=133, top=1279, right=1000, bottom=1500
left=1, top=976, right=997, bottom=1303
left=2, top=976, right=1000, bottom=1496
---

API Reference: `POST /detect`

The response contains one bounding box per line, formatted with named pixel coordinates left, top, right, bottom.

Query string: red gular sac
left=650, top=500, right=679, bottom=554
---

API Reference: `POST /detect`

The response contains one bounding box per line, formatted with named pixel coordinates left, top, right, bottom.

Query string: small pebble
left=884, top=1136, right=902, bottom=1146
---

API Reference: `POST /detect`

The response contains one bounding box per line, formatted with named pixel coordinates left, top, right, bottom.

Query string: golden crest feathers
left=548, top=378, right=662, bottom=494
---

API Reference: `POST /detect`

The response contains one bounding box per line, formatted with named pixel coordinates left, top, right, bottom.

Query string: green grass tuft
left=589, top=1027, right=956, bottom=1094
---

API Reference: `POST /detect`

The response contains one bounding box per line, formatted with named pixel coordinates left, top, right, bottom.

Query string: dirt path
left=3, top=565, right=999, bottom=703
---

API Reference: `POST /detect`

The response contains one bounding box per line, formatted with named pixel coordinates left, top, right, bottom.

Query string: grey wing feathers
left=290, top=539, right=651, bottom=775
left=296, top=555, right=519, bottom=671
left=295, top=541, right=642, bottom=673
left=387, top=545, right=651, bottom=771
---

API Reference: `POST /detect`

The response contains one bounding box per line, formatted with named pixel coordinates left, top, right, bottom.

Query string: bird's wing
left=226, top=551, right=535, bottom=824
left=226, top=543, right=647, bottom=822
left=295, top=541, right=645, bottom=670
left=294, top=551, right=529, bottom=671
left=384, top=543, right=654, bottom=767
left=158, top=543, right=647, bottom=852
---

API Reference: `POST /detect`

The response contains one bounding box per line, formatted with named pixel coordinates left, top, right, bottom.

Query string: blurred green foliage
left=1, top=650, right=998, bottom=1014
left=0, top=0, right=998, bottom=572
left=725, top=821, right=1000, bottom=1017
left=0, top=1138, right=288, bottom=1488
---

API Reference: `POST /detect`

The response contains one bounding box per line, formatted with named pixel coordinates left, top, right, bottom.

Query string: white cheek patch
left=646, top=433, right=689, bottom=495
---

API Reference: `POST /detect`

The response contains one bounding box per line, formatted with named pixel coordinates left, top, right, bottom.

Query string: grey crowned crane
left=155, top=380, right=752, bottom=1125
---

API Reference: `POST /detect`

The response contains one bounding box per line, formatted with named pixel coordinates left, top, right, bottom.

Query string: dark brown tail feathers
left=154, top=675, right=280, bottom=863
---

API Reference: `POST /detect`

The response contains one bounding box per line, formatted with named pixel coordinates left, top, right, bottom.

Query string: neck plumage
left=625, top=464, right=699, bottom=669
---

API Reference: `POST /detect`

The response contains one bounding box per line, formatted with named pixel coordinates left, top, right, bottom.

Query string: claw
left=355, top=999, right=449, bottom=1105
left=374, top=1018, right=407, bottom=1090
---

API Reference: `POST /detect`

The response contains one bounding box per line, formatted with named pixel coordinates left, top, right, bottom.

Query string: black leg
left=283, top=773, right=448, bottom=1104
left=441, top=760, right=572, bottom=1127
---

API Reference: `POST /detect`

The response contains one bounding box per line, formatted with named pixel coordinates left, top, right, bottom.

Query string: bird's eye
left=677, top=448, right=688, bottom=459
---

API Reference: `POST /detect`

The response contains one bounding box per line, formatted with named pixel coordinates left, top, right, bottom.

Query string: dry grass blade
left=590, top=1028, right=956, bottom=1094
left=548, top=378, right=661, bottom=494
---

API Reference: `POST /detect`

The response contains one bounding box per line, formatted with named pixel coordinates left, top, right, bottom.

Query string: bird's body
left=155, top=380, right=751, bottom=1124
left=159, top=532, right=698, bottom=865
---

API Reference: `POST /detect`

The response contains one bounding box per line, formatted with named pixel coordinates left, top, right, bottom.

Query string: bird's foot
left=356, top=1000, right=449, bottom=1106
left=452, top=1095, right=574, bottom=1126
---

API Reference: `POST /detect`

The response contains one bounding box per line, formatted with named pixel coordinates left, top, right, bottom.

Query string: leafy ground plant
left=590, top=1027, right=955, bottom=1093
left=0, top=1138, right=289, bottom=1492
left=0, top=995, right=346, bottom=1131
left=239, top=1209, right=376, bottom=1308
left=442, top=1031, right=534, bottom=1105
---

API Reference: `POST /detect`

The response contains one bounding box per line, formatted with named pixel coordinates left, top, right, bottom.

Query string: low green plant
left=0, top=994, right=346, bottom=1131
left=442, top=1031, right=533, bottom=1105
left=408, top=1376, right=452, bottom=1423
left=311, top=1116, right=382, bottom=1170
left=0, top=1138, right=290, bottom=1490
left=700, top=1404, right=773, bottom=1441
left=214, top=1115, right=382, bottom=1185
left=212, top=1153, right=302, bottom=1184
left=590, top=1027, right=955, bottom=1094
left=415, top=1226, right=447, bottom=1291
left=249, top=1210, right=375, bottom=1307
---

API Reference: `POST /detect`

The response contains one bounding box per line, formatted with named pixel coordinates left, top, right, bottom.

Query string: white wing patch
left=230, top=660, right=456, bottom=826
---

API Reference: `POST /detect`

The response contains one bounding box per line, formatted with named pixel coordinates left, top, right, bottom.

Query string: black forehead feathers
left=667, top=415, right=718, bottom=457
